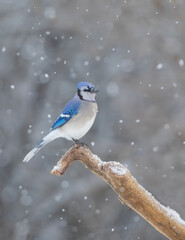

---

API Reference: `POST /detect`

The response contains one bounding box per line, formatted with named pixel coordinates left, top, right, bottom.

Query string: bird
left=23, top=82, right=98, bottom=162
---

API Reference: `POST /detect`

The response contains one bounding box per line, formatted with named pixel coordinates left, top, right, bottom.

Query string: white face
left=78, top=86, right=97, bottom=102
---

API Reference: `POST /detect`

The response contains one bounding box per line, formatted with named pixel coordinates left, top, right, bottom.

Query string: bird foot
left=72, top=139, right=88, bottom=147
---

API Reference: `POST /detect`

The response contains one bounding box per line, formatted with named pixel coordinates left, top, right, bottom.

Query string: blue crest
left=77, top=82, right=94, bottom=90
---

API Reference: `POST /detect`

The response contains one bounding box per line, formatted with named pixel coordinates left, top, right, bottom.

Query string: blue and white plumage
left=23, top=82, right=98, bottom=162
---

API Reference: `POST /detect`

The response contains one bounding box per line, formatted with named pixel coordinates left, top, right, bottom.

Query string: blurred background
left=0, top=0, right=185, bottom=239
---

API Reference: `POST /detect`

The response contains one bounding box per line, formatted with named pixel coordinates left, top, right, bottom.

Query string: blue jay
left=23, top=82, right=98, bottom=162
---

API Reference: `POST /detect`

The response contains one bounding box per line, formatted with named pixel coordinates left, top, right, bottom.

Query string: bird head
left=77, top=82, right=98, bottom=102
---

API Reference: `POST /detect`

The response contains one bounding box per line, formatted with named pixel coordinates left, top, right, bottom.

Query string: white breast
left=59, top=102, right=98, bottom=141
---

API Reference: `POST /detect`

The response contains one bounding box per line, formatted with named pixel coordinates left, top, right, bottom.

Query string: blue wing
left=51, top=98, right=81, bottom=130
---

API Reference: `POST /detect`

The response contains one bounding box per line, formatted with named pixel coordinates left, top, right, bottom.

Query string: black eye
left=84, top=86, right=91, bottom=92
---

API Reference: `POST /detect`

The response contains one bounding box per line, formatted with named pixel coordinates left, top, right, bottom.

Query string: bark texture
left=51, top=145, right=185, bottom=240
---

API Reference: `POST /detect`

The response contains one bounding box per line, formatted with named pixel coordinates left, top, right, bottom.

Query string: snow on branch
left=51, top=144, right=185, bottom=240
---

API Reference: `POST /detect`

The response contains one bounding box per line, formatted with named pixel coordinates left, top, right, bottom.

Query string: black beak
left=91, top=89, right=99, bottom=93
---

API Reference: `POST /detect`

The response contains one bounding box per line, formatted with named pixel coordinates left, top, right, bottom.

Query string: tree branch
left=51, top=145, right=185, bottom=240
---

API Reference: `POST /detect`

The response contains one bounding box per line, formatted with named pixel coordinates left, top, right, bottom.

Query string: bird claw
left=72, top=139, right=88, bottom=147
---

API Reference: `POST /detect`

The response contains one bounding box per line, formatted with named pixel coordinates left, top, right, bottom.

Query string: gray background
left=0, top=0, right=185, bottom=239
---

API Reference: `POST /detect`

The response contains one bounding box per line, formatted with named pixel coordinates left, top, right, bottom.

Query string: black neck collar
left=77, top=89, right=83, bottom=100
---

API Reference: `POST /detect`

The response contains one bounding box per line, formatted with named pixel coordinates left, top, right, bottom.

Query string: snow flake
left=45, top=73, right=49, bottom=78
left=6, top=109, right=12, bottom=114
left=57, top=57, right=61, bottom=62
left=164, top=124, right=170, bottom=130
left=61, top=180, right=69, bottom=188
left=84, top=61, right=89, bottom=66
left=2, top=47, right=6, bottom=53
left=95, top=56, right=101, bottom=61
left=106, top=82, right=119, bottom=97
left=179, top=59, right=184, bottom=67
left=27, top=129, right=32, bottom=134
left=39, top=73, right=50, bottom=84
left=95, top=209, right=100, bottom=214
left=152, top=146, right=159, bottom=152
left=156, top=63, right=163, bottom=70
left=20, top=189, right=32, bottom=206
left=44, top=7, right=56, bottom=19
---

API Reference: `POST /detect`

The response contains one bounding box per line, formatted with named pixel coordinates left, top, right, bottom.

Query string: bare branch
left=51, top=145, right=185, bottom=240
